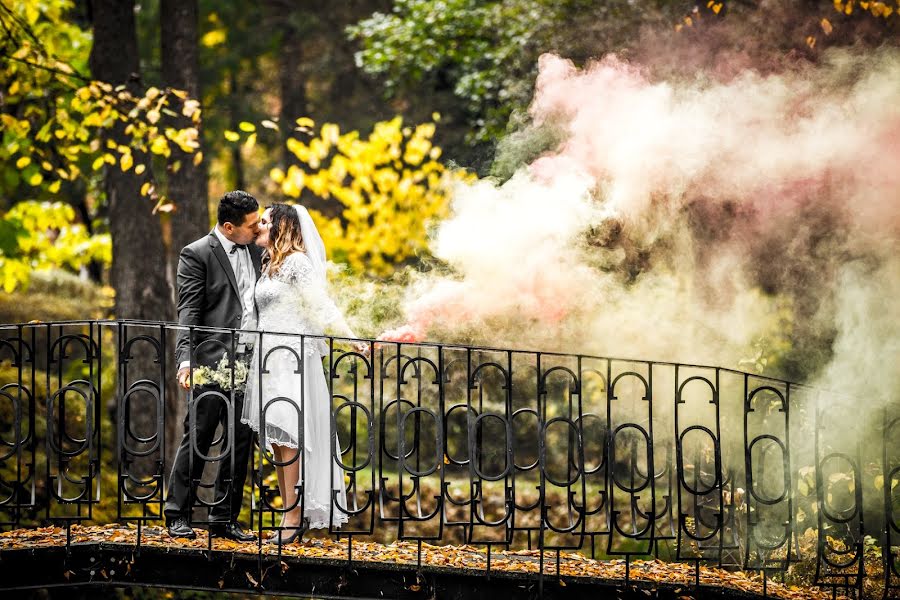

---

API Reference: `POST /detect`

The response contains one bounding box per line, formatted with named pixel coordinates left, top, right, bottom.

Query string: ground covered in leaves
left=0, top=524, right=844, bottom=600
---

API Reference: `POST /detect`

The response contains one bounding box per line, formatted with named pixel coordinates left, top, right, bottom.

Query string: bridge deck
left=1, top=525, right=827, bottom=600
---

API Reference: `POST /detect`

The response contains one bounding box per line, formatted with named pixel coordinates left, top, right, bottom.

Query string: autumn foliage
left=265, top=117, right=474, bottom=275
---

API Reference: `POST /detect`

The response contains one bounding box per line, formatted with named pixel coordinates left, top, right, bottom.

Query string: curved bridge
left=0, top=319, right=897, bottom=599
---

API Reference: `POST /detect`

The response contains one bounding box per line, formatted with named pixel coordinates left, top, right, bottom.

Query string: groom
left=165, top=190, right=262, bottom=541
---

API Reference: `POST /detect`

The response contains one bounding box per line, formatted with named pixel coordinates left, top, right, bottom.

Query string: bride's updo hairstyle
left=265, top=203, right=306, bottom=274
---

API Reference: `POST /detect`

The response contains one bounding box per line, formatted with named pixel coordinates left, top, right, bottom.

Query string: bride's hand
left=351, top=341, right=370, bottom=357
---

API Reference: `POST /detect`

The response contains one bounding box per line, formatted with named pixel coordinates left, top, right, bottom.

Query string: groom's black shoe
left=209, top=521, right=255, bottom=542
left=166, top=516, right=197, bottom=539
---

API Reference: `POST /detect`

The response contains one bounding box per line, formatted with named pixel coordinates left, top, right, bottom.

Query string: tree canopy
left=2, top=0, right=898, bottom=296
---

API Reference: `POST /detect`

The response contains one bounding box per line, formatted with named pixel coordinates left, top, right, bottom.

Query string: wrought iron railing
left=0, top=319, right=897, bottom=598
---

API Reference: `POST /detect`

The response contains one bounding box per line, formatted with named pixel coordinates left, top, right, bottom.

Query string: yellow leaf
left=712, top=2, right=723, bottom=14
left=281, top=166, right=304, bottom=197
left=243, top=132, right=257, bottom=150
left=261, top=119, right=279, bottom=130
left=147, top=110, right=161, bottom=125
left=193, top=151, right=203, bottom=166
left=239, top=121, right=256, bottom=133
left=806, top=36, right=817, bottom=49
left=295, top=117, right=315, bottom=129
left=150, top=136, right=169, bottom=155
left=201, top=29, right=226, bottom=47
left=224, top=130, right=240, bottom=142
left=92, top=156, right=106, bottom=171
left=140, top=182, right=153, bottom=196
left=322, top=123, right=340, bottom=144
left=24, top=3, right=38, bottom=24
left=120, top=154, right=134, bottom=172
left=48, top=180, right=61, bottom=194
left=182, top=99, right=200, bottom=118
left=28, top=172, right=43, bottom=186
left=16, top=156, right=31, bottom=169
left=821, top=18, right=833, bottom=35
left=875, top=475, right=884, bottom=490
left=269, top=167, right=285, bottom=183
left=135, top=164, right=146, bottom=175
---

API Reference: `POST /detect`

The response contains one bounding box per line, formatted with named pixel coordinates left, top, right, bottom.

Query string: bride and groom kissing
left=164, top=190, right=365, bottom=545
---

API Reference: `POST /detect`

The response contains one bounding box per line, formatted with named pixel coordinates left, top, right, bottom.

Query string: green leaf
left=0, top=217, right=26, bottom=256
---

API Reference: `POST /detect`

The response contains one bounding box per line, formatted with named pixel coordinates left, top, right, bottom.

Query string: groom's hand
left=177, top=367, right=192, bottom=389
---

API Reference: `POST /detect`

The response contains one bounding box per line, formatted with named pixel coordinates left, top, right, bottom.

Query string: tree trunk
left=161, top=0, right=208, bottom=469
left=274, top=5, right=341, bottom=218
left=279, top=23, right=308, bottom=163
left=229, top=68, right=246, bottom=190
left=89, top=0, right=171, bottom=486
left=89, top=0, right=172, bottom=321
left=161, top=0, right=209, bottom=273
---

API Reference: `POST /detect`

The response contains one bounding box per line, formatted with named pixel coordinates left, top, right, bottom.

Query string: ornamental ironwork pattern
left=0, top=319, right=897, bottom=599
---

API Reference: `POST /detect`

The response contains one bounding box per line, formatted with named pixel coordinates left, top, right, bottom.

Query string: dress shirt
left=213, top=228, right=255, bottom=330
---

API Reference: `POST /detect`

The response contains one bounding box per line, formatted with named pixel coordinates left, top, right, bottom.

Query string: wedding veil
left=294, top=204, right=327, bottom=285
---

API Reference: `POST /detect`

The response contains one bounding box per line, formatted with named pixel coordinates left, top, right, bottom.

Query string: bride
left=241, top=203, right=364, bottom=544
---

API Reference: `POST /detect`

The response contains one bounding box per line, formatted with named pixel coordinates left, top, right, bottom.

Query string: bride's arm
left=283, top=253, right=357, bottom=340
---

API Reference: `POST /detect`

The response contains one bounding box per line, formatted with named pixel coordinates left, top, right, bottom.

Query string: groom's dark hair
left=217, top=190, right=259, bottom=226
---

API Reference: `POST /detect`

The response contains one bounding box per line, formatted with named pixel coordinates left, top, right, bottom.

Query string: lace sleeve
left=279, top=253, right=356, bottom=339
left=274, top=252, right=315, bottom=286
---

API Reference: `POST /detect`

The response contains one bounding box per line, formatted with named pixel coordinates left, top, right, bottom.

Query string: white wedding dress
left=241, top=251, right=351, bottom=529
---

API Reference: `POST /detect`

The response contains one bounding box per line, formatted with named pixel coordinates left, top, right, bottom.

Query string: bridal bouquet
left=191, top=353, right=249, bottom=391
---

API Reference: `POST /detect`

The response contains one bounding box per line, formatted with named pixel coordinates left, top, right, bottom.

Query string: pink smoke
left=378, top=49, right=900, bottom=360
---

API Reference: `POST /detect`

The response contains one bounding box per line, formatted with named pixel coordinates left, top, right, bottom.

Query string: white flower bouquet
left=191, top=353, right=249, bottom=391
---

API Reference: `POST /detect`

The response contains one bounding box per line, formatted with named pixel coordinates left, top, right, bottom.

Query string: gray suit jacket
left=175, top=230, right=262, bottom=368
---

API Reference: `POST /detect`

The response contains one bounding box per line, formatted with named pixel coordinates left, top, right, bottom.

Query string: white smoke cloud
left=377, top=48, right=899, bottom=407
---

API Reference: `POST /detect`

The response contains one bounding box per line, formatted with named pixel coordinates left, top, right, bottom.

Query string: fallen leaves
left=0, top=524, right=843, bottom=600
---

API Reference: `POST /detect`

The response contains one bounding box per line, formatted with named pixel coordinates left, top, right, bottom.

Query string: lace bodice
left=254, top=252, right=353, bottom=355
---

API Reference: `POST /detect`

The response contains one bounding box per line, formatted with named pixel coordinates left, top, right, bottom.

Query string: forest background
left=1, top=3, right=899, bottom=597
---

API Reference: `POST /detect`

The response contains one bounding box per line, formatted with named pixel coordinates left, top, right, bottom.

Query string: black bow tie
left=229, top=244, right=247, bottom=254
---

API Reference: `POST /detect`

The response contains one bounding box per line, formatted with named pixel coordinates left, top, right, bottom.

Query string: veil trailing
left=294, top=204, right=327, bottom=285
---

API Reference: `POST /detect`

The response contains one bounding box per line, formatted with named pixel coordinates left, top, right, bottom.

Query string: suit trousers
left=164, top=384, right=254, bottom=523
